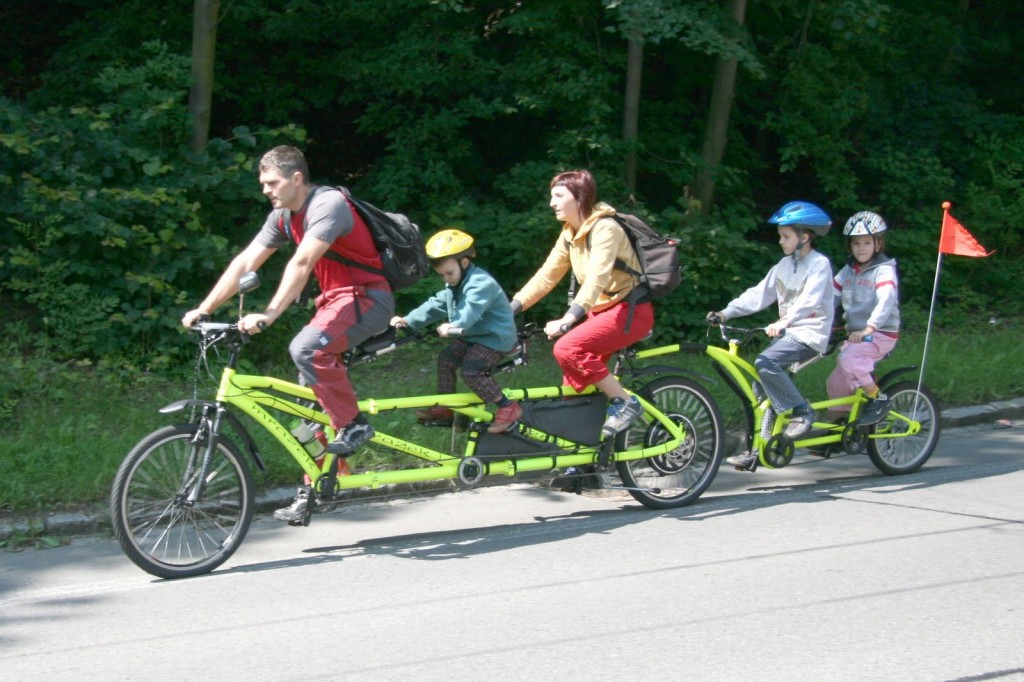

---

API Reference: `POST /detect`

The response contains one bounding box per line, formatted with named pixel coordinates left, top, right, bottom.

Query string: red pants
left=553, top=301, right=654, bottom=391
left=289, top=285, right=394, bottom=429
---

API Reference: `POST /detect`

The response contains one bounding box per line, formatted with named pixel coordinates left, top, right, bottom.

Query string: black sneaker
left=326, top=418, right=375, bottom=455
left=273, top=487, right=312, bottom=526
left=857, top=394, right=891, bottom=425
left=551, top=466, right=603, bottom=493
left=725, top=450, right=758, bottom=471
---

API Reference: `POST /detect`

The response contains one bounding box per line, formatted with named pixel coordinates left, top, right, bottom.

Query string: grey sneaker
left=783, top=409, right=816, bottom=440
left=601, top=395, right=643, bottom=437
left=726, top=450, right=758, bottom=471
left=326, top=419, right=375, bottom=455
left=273, top=488, right=311, bottom=526
left=857, top=394, right=890, bottom=425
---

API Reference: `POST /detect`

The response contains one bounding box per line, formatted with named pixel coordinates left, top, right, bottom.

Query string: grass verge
left=1, top=317, right=1021, bottom=515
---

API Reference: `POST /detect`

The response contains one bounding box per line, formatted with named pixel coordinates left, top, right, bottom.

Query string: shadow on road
left=214, top=452, right=1023, bottom=577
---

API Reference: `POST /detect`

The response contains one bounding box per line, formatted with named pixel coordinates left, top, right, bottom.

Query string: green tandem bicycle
left=110, top=275, right=726, bottom=578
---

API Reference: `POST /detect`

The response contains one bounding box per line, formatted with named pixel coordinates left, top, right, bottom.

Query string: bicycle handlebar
left=705, top=320, right=869, bottom=348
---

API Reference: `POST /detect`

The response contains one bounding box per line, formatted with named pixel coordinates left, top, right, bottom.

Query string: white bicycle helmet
left=843, top=211, right=888, bottom=236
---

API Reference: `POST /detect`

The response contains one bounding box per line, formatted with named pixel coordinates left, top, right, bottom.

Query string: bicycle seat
left=359, top=327, right=396, bottom=353
left=787, top=353, right=825, bottom=374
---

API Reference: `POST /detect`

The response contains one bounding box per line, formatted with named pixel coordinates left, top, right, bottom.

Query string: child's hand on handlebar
left=848, top=328, right=874, bottom=343
left=437, top=322, right=463, bottom=337
left=705, top=311, right=724, bottom=325
left=765, top=320, right=789, bottom=337
left=390, top=315, right=408, bottom=329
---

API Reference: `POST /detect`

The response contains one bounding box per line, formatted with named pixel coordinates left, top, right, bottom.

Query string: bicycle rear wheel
left=616, top=376, right=724, bottom=509
left=867, top=381, right=941, bottom=475
left=110, top=423, right=254, bottom=579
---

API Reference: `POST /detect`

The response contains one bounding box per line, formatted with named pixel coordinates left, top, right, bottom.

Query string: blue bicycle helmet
left=768, top=201, right=832, bottom=236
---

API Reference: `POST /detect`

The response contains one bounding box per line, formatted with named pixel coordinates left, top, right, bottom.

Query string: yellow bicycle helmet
left=425, top=229, right=476, bottom=262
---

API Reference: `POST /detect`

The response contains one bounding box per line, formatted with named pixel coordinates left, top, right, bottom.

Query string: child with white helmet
left=826, top=211, right=901, bottom=426
left=708, top=200, right=836, bottom=471
left=391, top=229, right=522, bottom=433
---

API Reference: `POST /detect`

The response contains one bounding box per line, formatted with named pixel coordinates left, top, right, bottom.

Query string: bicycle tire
left=616, top=376, right=724, bottom=509
left=110, top=423, right=254, bottom=579
left=867, top=381, right=941, bottom=475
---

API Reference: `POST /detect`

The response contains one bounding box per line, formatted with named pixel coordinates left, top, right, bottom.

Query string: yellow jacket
left=513, top=203, right=641, bottom=315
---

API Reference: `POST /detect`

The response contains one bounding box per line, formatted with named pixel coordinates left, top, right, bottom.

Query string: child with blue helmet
left=708, top=201, right=836, bottom=471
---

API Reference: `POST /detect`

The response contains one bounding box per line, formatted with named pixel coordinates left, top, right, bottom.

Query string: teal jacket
left=403, top=263, right=517, bottom=352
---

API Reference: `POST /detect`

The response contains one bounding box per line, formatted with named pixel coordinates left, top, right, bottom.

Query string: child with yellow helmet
left=391, top=229, right=522, bottom=432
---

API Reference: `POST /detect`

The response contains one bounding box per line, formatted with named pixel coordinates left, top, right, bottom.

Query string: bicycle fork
left=183, top=405, right=228, bottom=507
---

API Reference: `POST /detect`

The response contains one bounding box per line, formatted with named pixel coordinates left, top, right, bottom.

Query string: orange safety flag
left=939, top=202, right=992, bottom=257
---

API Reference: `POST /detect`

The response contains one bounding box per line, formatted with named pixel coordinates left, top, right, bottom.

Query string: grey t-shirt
left=255, top=186, right=354, bottom=248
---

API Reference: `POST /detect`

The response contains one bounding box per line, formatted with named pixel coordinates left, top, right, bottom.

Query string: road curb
left=3, top=399, right=1023, bottom=543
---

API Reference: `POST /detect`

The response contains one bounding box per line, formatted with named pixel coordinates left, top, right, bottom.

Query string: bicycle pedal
left=418, top=418, right=454, bottom=428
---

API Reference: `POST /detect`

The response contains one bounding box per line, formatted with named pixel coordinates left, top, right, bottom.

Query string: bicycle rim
left=867, top=381, right=941, bottom=475
left=617, top=376, right=724, bottom=509
left=111, top=424, right=254, bottom=579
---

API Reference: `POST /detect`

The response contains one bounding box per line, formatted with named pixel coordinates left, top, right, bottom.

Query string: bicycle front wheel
left=616, top=376, right=724, bottom=509
left=110, top=423, right=254, bottom=579
left=867, top=381, right=941, bottom=475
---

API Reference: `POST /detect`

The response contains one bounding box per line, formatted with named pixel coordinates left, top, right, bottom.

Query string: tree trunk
left=623, top=38, right=644, bottom=198
left=189, top=0, right=219, bottom=151
left=693, top=0, right=747, bottom=215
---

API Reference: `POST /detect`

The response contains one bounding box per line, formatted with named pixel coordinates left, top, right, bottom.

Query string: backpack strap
left=276, top=188, right=377, bottom=319
left=564, top=220, right=643, bottom=333
left=278, top=189, right=386, bottom=277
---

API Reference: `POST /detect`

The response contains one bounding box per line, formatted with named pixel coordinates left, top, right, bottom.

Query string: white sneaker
left=273, top=488, right=311, bottom=526
left=601, top=396, right=643, bottom=437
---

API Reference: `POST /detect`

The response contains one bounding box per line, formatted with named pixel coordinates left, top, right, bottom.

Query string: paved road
left=2, top=424, right=1022, bottom=680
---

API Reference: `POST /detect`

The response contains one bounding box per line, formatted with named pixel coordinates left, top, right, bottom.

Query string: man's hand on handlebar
left=182, top=309, right=211, bottom=329
left=705, top=311, right=724, bottom=326
left=390, top=315, right=409, bottom=329
left=239, top=313, right=271, bottom=334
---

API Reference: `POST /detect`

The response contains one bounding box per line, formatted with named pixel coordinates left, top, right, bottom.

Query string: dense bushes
left=2, top=1, right=1022, bottom=366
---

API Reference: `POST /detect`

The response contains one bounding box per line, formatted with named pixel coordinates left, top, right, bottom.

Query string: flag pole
left=917, top=201, right=952, bottom=400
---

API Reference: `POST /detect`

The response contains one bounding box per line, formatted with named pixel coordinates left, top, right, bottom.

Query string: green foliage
left=1, top=0, right=1023, bottom=362
left=0, top=41, right=304, bottom=361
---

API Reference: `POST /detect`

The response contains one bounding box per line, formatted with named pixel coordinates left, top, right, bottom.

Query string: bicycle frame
left=184, top=325, right=689, bottom=498
left=646, top=326, right=926, bottom=468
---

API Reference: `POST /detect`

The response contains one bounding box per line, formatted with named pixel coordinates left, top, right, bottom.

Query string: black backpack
left=609, top=213, right=682, bottom=300
left=281, top=186, right=429, bottom=291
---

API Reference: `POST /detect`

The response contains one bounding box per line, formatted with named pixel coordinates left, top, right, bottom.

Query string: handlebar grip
left=559, top=323, right=572, bottom=334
